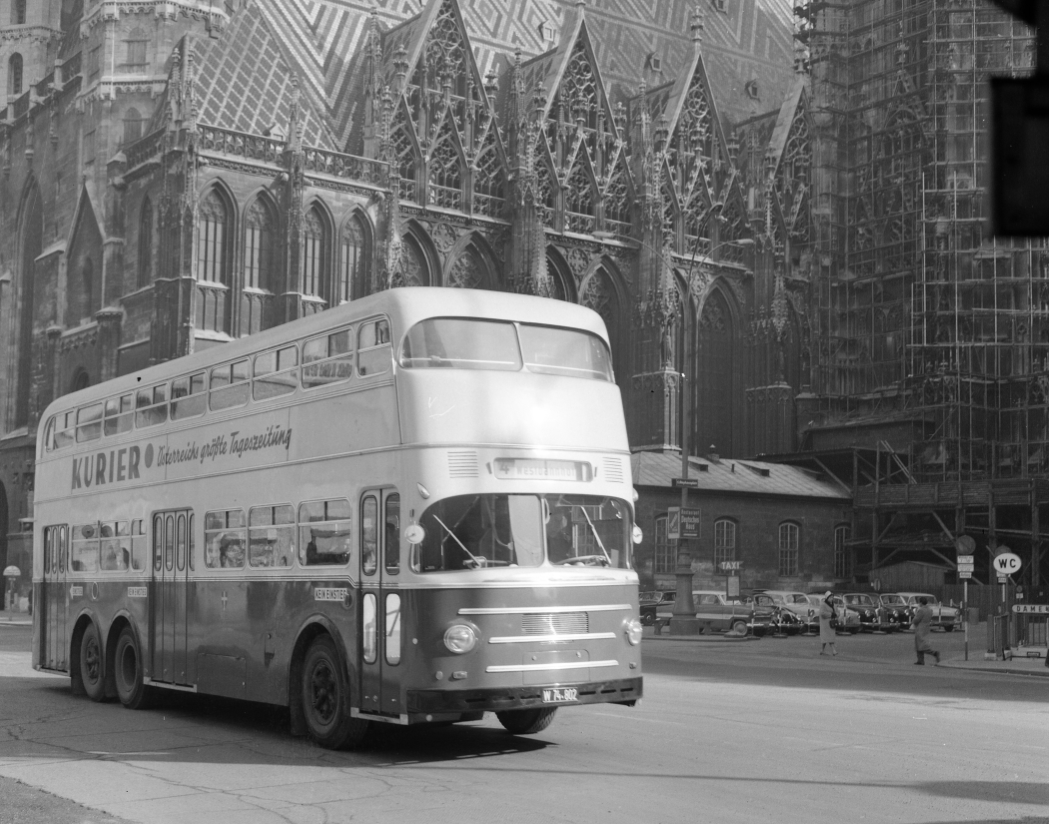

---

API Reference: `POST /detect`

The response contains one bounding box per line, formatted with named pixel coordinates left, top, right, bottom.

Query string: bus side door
left=151, top=510, right=191, bottom=684
left=359, top=489, right=402, bottom=717
left=41, top=525, right=68, bottom=671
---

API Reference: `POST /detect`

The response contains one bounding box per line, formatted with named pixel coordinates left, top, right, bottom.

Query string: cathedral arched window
left=428, top=131, right=463, bottom=210
left=340, top=214, right=371, bottom=302
left=9, top=54, right=23, bottom=97
left=77, top=258, right=95, bottom=323
left=137, top=197, right=153, bottom=289
left=196, top=189, right=230, bottom=286
left=12, top=0, right=26, bottom=24
left=301, top=205, right=329, bottom=300
left=123, top=107, right=144, bottom=145
left=244, top=197, right=277, bottom=292
left=124, top=27, right=149, bottom=68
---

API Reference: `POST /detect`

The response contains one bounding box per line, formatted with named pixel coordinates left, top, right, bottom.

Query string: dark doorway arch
left=692, top=288, right=737, bottom=457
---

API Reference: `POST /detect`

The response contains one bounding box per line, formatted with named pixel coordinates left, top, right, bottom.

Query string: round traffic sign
left=954, top=535, right=976, bottom=556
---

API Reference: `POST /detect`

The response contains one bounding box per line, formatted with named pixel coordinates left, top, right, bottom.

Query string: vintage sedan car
left=691, top=591, right=760, bottom=635
left=639, top=590, right=676, bottom=626
left=805, top=594, right=862, bottom=633
left=876, top=593, right=913, bottom=631
left=757, top=590, right=819, bottom=632
left=839, top=592, right=895, bottom=632
left=896, top=592, right=962, bottom=631
left=742, top=593, right=804, bottom=635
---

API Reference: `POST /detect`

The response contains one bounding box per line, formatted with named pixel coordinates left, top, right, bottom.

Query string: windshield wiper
left=575, top=507, right=611, bottom=565
left=432, top=515, right=482, bottom=566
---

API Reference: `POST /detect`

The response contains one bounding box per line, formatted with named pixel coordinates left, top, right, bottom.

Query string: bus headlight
left=444, top=624, right=478, bottom=654
left=624, top=618, right=643, bottom=646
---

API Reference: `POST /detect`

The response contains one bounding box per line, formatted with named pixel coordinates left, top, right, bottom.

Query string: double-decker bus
left=33, top=287, right=643, bottom=748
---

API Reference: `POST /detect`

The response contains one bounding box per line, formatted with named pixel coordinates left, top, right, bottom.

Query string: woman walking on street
left=911, top=596, right=941, bottom=664
left=819, top=591, right=838, bottom=656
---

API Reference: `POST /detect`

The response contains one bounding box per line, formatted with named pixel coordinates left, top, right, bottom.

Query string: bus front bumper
left=407, top=676, right=642, bottom=714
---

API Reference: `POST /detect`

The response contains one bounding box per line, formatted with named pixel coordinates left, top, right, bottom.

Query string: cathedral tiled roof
left=174, top=0, right=793, bottom=154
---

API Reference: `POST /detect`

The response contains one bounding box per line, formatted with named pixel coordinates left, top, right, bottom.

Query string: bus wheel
left=113, top=627, right=154, bottom=710
left=302, top=636, right=369, bottom=750
left=79, top=623, right=106, bottom=702
left=496, top=707, right=558, bottom=735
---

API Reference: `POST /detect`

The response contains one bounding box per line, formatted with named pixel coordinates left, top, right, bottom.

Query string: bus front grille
left=521, top=612, right=589, bottom=635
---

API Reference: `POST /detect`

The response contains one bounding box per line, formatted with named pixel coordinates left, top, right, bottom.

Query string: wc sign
left=992, top=552, right=1022, bottom=576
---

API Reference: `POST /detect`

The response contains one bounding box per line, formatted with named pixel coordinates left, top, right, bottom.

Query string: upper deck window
left=75, top=404, right=103, bottom=443
left=104, top=393, right=134, bottom=435
left=254, top=346, right=299, bottom=400
left=400, top=318, right=522, bottom=371
left=135, top=384, right=168, bottom=428
left=519, top=324, right=613, bottom=381
left=171, top=372, right=207, bottom=420
left=399, top=318, right=612, bottom=380
left=302, top=328, right=354, bottom=389
left=357, top=319, right=391, bottom=376
left=210, top=359, right=250, bottom=410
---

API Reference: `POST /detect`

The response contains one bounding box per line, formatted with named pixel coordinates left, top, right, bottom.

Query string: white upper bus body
left=33, top=288, right=642, bottom=745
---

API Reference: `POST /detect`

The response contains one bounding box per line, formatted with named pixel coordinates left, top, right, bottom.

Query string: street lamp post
left=669, top=235, right=754, bottom=635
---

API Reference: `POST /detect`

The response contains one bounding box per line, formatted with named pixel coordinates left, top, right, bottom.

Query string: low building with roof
left=632, top=449, right=852, bottom=592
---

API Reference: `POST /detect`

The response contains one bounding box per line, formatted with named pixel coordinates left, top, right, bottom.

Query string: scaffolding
left=796, top=0, right=1048, bottom=586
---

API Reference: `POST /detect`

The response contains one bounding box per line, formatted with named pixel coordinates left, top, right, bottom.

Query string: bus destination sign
left=494, top=458, right=591, bottom=482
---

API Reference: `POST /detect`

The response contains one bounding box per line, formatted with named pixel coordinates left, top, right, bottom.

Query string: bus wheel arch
left=70, top=614, right=107, bottom=701
left=290, top=622, right=368, bottom=749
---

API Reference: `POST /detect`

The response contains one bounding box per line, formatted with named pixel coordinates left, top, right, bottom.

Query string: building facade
left=1, top=0, right=1042, bottom=604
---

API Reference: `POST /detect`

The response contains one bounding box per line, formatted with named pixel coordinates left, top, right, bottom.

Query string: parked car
left=805, top=594, right=861, bottom=633
left=896, top=592, right=962, bottom=631
left=756, top=590, right=819, bottom=632
left=639, top=590, right=676, bottom=626
left=839, top=592, right=895, bottom=632
left=691, top=591, right=756, bottom=635
left=876, top=592, right=913, bottom=631
left=744, top=593, right=804, bottom=636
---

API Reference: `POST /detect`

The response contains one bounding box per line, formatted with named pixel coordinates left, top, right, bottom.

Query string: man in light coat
left=911, top=596, right=941, bottom=665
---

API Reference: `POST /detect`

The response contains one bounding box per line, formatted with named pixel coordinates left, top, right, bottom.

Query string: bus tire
left=302, top=635, right=369, bottom=750
left=79, top=623, right=106, bottom=702
left=496, top=707, right=558, bottom=735
left=113, top=627, right=155, bottom=710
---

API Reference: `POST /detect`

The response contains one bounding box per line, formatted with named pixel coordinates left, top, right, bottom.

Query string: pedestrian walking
left=911, top=596, right=941, bottom=665
left=819, top=591, right=838, bottom=656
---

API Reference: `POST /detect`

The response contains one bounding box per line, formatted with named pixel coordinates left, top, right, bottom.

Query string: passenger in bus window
left=219, top=534, right=244, bottom=568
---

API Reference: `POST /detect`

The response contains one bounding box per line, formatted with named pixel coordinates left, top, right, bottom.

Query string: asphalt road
left=0, top=623, right=1046, bottom=824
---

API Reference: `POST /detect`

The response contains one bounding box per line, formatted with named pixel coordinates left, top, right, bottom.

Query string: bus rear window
left=400, top=318, right=522, bottom=371
left=519, top=324, right=613, bottom=381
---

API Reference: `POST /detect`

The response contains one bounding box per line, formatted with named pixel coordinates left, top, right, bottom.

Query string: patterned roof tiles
left=188, top=10, right=333, bottom=148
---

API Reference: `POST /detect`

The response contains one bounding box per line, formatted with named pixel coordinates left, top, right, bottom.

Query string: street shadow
left=2, top=684, right=549, bottom=767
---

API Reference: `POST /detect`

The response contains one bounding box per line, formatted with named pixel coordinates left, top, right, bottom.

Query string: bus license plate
left=542, top=687, right=577, bottom=704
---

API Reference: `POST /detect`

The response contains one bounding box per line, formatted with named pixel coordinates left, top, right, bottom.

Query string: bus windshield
left=400, top=318, right=612, bottom=381
left=413, top=493, right=631, bottom=572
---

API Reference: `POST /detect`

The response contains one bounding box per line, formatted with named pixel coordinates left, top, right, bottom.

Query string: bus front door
left=41, top=525, right=68, bottom=671
left=359, top=490, right=402, bottom=718
left=151, top=510, right=191, bottom=684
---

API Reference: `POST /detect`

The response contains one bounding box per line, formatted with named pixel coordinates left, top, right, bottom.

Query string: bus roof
left=38, top=288, right=611, bottom=425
